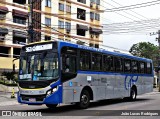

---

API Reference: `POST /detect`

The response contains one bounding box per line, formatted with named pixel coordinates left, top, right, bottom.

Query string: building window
left=59, top=3, right=64, bottom=11
left=66, top=5, right=71, bottom=13
left=77, top=8, right=86, bottom=20
left=13, top=48, right=20, bottom=58
left=13, top=36, right=26, bottom=45
left=0, top=46, right=10, bottom=57
left=95, top=13, right=100, bottom=21
left=13, top=16, right=26, bottom=25
left=77, top=29, right=85, bottom=36
left=77, top=0, right=86, bottom=4
left=90, top=12, right=94, bottom=20
left=65, top=22, right=71, bottom=30
left=90, top=0, right=95, bottom=3
left=45, top=17, right=51, bottom=26
left=58, top=20, right=64, bottom=29
left=45, top=0, right=51, bottom=7
left=13, top=0, right=26, bottom=4
left=45, top=35, right=51, bottom=40
left=96, top=0, right=100, bottom=5
left=0, top=34, right=5, bottom=41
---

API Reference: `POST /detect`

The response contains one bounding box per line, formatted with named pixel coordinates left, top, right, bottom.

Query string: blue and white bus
left=17, top=41, right=154, bottom=109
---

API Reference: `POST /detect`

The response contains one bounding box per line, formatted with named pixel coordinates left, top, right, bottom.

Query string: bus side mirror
left=13, top=64, right=15, bottom=72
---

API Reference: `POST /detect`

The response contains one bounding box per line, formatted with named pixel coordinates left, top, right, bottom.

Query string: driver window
left=62, top=55, right=76, bottom=73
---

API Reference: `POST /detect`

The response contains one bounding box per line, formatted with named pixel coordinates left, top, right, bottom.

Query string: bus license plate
left=29, top=98, right=36, bottom=102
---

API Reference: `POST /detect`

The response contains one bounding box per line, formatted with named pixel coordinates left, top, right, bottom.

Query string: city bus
left=17, top=41, right=154, bottom=109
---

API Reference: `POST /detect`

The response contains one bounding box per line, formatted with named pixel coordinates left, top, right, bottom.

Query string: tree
left=129, top=42, right=159, bottom=66
left=2, top=71, right=16, bottom=83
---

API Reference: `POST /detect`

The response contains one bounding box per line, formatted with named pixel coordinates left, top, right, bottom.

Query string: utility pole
left=156, top=30, right=160, bottom=91
left=28, top=0, right=34, bottom=43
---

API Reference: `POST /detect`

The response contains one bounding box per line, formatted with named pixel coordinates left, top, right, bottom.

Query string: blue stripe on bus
left=77, top=70, right=153, bottom=77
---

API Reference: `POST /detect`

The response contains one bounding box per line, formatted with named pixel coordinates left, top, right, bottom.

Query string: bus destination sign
left=25, top=44, right=52, bottom=52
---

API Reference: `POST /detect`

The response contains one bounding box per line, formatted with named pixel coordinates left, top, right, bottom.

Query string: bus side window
left=79, top=51, right=90, bottom=70
left=92, top=53, right=102, bottom=71
left=131, top=60, right=138, bottom=73
left=147, top=63, right=152, bottom=74
left=103, top=55, right=114, bottom=72
left=115, top=57, right=123, bottom=72
left=62, top=55, right=76, bottom=73
left=124, top=59, right=131, bottom=73
left=139, top=62, right=145, bottom=74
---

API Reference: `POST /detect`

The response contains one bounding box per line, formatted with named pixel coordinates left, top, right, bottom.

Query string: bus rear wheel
left=78, top=90, right=90, bottom=109
left=130, top=88, right=137, bottom=101
left=46, top=104, right=58, bottom=109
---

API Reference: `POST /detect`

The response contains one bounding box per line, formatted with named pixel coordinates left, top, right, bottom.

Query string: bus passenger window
left=103, top=55, right=114, bottom=72
left=147, top=63, right=152, bottom=74
left=63, top=55, right=76, bottom=73
left=92, top=53, right=102, bottom=71
left=131, top=61, right=138, bottom=73
left=79, top=51, right=90, bottom=70
left=124, top=59, right=131, bottom=73
left=115, top=57, right=123, bottom=72
left=140, top=62, right=145, bottom=74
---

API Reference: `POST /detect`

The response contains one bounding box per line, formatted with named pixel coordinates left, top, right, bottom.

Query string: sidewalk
left=0, top=92, right=18, bottom=106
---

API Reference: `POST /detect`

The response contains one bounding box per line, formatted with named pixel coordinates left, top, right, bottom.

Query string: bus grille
left=20, top=94, right=46, bottom=102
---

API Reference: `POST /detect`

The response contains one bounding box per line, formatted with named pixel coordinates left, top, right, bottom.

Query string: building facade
left=0, top=0, right=103, bottom=72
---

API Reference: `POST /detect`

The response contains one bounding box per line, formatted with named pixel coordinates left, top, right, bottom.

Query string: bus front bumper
left=17, top=89, right=62, bottom=105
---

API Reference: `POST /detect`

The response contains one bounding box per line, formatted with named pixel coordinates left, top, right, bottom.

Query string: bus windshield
left=19, top=52, right=59, bottom=81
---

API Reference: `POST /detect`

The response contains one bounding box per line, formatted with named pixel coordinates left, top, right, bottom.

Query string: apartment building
left=0, top=0, right=103, bottom=72
left=0, top=0, right=28, bottom=73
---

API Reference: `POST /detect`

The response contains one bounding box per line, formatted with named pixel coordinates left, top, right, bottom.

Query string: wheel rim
left=132, top=90, right=136, bottom=99
left=81, top=95, right=88, bottom=104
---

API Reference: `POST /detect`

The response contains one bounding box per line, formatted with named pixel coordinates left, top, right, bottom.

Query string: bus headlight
left=52, top=87, right=58, bottom=92
left=46, top=86, right=58, bottom=97
left=46, top=90, right=52, bottom=97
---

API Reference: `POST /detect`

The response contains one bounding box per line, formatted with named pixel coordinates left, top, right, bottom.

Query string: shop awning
left=77, top=24, right=88, bottom=31
left=12, top=9, right=28, bottom=18
left=90, top=27, right=103, bottom=34
left=0, top=6, right=8, bottom=13
left=0, top=27, right=8, bottom=34
left=13, top=30, right=27, bottom=38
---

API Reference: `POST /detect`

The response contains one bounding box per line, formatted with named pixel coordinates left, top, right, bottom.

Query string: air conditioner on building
left=66, top=29, right=70, bottom=34
left=96, top=5, right=99, bottom=9
left=90, top=2, right=93, bottom=7
left=90, top=34, right=94, bottom=38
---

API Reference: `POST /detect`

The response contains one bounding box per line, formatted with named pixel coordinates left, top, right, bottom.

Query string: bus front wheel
left=130, top=88, right=137, bottom=100
left=78, top=90, right=90, bottom=109
left=46, top=104, right=58, bottom=109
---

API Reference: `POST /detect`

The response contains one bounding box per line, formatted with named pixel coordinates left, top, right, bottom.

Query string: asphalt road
left=0, top=90, right=160, bottom=119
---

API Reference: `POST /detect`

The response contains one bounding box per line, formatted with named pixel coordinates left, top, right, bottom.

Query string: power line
left=109, top=0, right=148, bottom=19
left=105, top=0, right=160, bottom=12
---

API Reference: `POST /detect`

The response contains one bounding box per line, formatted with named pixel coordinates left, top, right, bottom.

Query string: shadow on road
left=21, top=98, right=153, bottom=116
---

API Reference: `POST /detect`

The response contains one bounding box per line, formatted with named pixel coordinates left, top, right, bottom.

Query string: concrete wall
left=0, top=57, right=19, bottom=72
left=0, top=84, right=18, bottom=93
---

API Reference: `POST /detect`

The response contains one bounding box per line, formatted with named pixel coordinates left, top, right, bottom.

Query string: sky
left=101, top=0, right=160, bottom=51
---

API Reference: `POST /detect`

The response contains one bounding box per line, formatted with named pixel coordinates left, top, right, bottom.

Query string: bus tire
left=78, top=90, right=90, bottom=109
left=46, top=104, right=58, bottom=109
left=130, top=88, right=137, bottom=101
